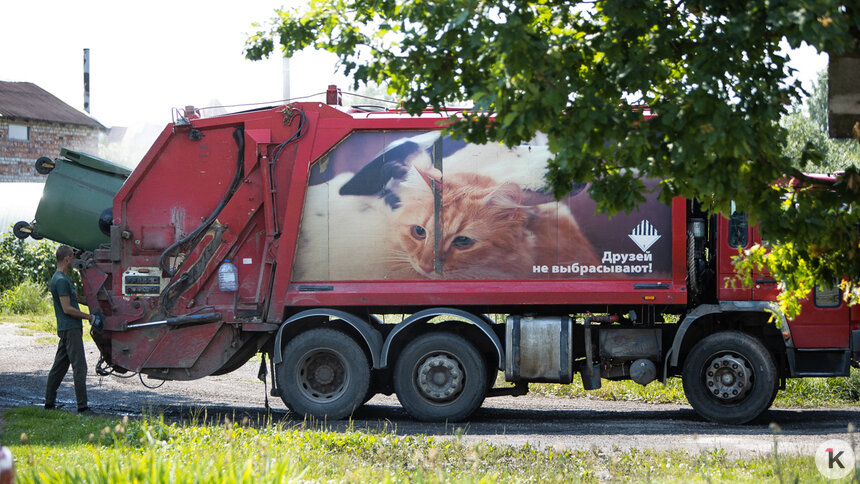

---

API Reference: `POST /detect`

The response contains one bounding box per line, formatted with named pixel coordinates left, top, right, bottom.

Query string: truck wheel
left=682, top=331, right=777, bottom=424
left=393, top=332, right=487, bottom=422
left=277, top=328, right=370, bottom=420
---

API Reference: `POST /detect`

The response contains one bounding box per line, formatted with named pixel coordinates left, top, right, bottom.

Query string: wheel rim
left=415, top=352, right=465, bottom=402
left=296, top=348, right=350, bottom=403
left=703, top=353, right=753, bottom=402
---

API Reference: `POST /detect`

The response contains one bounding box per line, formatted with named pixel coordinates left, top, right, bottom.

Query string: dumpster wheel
left=35, top=156, right=55, bottom=175
left=12, top=221, right=33, bottom=240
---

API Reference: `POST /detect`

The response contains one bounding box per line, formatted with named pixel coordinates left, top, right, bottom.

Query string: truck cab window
left=728, top=201, right=748, bottom=248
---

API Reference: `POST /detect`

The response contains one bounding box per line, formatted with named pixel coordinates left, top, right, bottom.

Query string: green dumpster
left=32, top=149, right=131, bottom=251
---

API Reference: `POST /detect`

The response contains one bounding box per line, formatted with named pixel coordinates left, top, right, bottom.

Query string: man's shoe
left=77, top=407, right=94, bottom=415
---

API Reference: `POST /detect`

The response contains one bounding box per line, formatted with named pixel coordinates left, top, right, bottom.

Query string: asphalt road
left=2, top=320, right=858, bottom=456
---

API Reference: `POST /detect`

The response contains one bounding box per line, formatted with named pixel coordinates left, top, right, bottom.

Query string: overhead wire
left=192, top=92, right=329, bottom=116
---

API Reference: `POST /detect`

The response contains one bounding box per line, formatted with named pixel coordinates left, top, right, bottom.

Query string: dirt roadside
left=1, top=320, right=858, bottom=457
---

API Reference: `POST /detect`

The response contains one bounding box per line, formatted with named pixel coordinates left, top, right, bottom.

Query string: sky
left=0, top=0, right=350, bottom=128
left=1, top=1, right=829, bottom=130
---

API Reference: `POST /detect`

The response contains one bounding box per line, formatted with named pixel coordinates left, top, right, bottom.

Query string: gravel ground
left=2, top=320, right=858, bottom=457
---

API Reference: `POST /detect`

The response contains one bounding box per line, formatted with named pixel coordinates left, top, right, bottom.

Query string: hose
left=158, top=127, right=246, bottom=276
left=95, top=355, right=137, bottom=379
left=95, top=355, right=166, bottom=389
left=139, top=373, right=166, bottom=389
left=272, top=107, right=308, bottom=164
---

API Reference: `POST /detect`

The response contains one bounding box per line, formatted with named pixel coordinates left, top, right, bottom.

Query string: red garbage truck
left=18, top=95, right=860, bottom=424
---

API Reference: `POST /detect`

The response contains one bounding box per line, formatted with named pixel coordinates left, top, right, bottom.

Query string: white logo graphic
left=629, top=220, right=661, bottom=252
left=815, top=439, right=855, bottom=479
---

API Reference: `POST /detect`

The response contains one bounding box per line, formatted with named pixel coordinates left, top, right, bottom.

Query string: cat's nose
left=419, top=261, right=435, bottom=274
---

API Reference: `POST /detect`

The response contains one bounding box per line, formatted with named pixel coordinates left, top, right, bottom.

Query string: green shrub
left=0, top=280, right=52, bottom=315
left=0, top=229, right=59, bottom=293
left=0, top=226, right=82, bottom=295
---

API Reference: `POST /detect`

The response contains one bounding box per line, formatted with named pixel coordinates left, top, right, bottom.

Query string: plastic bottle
left=218, top=260, right=239, bottom=292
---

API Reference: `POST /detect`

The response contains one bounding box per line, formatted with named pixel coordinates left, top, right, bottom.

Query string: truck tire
left=393, top=332, right=487, bottom=422
left=682, top=331, right=777, bottom=424
left=277, top=328, right=370, bottom=420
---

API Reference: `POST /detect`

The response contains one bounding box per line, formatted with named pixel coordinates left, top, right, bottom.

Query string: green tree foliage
left=246, top=1, right=860, bottom=316
left=783, top=71, right=860, bottom=173
left=737, top=70, right=860, bottom=316
left=0, top=230, right=58, bottom=294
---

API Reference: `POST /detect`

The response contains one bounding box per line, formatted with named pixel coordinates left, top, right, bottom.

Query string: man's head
left=57, top=245, right=75, bottom=267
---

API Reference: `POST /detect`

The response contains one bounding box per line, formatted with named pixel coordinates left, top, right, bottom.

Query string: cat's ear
left=339, top=140, right=421, bottom=197
left=487, top=182, right=523, bottom=207
left=486, top=183, right=525, bottom=221
left=568, top=182, right=588, bottom=197
left=414, top=165, right=443, bottom=192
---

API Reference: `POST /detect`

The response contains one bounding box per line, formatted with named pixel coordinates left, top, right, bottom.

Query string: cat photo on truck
left=293, top=130, right=670, bottom=281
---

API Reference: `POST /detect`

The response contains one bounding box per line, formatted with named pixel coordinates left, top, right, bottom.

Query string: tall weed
left=0, top=280, right=51, bottom=315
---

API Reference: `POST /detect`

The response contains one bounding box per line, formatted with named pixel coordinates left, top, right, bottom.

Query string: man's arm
left=59, top=295, right=94, bottom=322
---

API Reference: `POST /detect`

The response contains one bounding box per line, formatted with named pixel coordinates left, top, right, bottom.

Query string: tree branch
left=789, top=168, right=838, bottom=188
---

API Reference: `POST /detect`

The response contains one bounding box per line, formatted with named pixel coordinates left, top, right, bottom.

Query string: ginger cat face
left=389, top=168, right=595, bottom=279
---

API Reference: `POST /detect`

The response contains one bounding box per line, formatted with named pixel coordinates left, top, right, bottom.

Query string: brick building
left=0, top=81, right=105, bottom=182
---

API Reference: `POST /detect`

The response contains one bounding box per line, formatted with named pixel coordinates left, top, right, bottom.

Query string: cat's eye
left=452, top=236, right=474, bottom=249
left=411, top=225, right=426, bottom=239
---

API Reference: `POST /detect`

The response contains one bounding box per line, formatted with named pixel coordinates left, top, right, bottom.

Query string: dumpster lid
left=59, top=148, right=131, bottom=177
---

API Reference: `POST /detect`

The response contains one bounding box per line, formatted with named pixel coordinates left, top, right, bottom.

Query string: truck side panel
left=280, top=125, right=687, bottom=309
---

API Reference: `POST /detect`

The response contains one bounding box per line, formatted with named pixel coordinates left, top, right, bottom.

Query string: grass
left=0, top=281, right=52, bottom=315
left=3, top=313, right=56, bottom=334
left=1, top=308, right=94, bottom=344
left=1, top=406, right=850, bottom=483
left=529, top=375, right=688, bottom=404
left=523, top=369, right=860, bottom=408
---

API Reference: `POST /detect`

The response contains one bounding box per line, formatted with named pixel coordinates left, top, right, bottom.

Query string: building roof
left=0, top=81, right=105, bottom=129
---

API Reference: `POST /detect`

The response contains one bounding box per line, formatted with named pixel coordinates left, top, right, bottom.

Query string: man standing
left=45, top=245, right=94, bottom=413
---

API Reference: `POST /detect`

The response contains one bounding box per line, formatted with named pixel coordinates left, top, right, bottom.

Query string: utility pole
left=83, top=48, right=91, bottom=113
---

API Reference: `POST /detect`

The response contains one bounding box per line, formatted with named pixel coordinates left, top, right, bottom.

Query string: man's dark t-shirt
left=50, top=271, right=81, bottom=333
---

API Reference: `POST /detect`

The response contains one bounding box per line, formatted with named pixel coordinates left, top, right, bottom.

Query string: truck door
left=717, top=202, right=752, bottom=300
left=749, top=218, right=848, bottom=348
left=789, top=284, right=851, bottom=348
left=720, top=207, right=849, bottom=348
left=750, top=229, right=779, bottom=301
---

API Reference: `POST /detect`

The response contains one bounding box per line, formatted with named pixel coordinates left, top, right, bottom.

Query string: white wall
left=0, top=183, right=44, bottom=234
